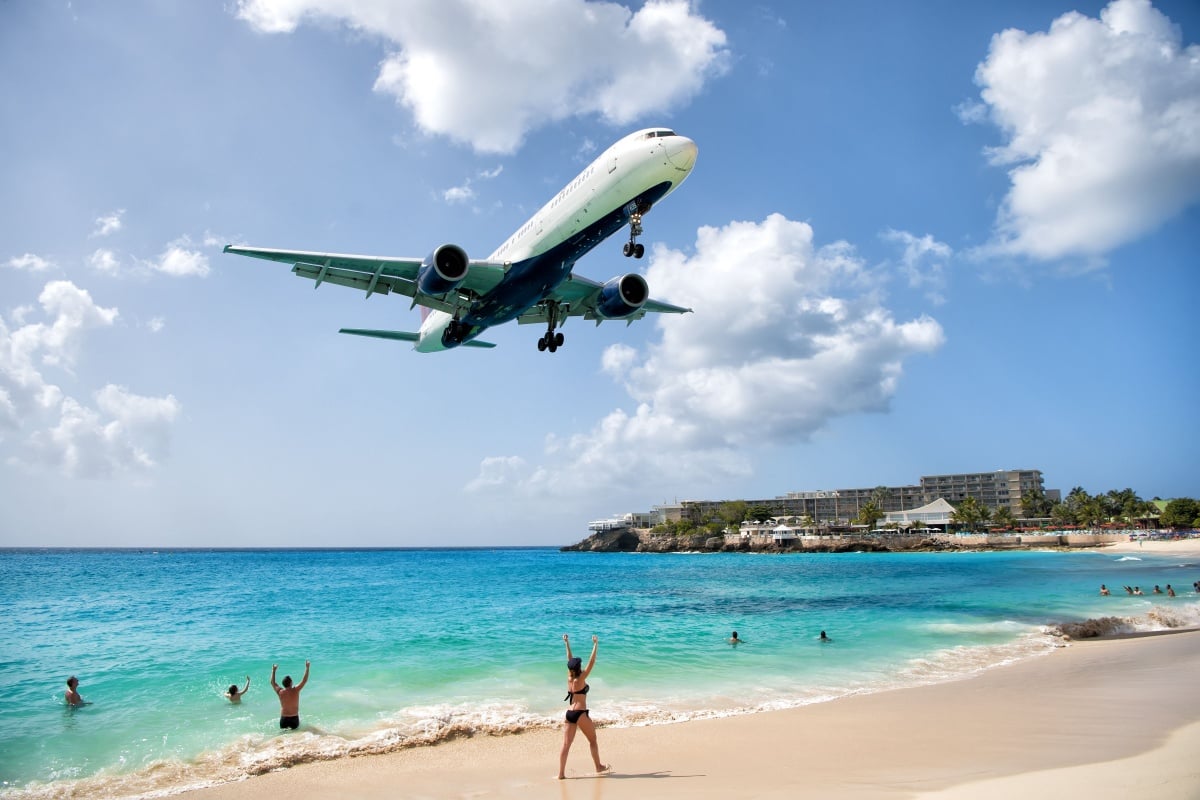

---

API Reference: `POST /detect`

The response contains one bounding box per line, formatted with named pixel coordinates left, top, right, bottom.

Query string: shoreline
left=177, top=628, right=1200, bottom=800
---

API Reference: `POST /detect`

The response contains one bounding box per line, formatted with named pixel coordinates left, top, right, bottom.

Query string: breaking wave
left=1050, top=602, right=1200, bottom=640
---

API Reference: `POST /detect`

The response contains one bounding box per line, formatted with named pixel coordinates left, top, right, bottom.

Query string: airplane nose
left=665, top=136, right=698, bottom=172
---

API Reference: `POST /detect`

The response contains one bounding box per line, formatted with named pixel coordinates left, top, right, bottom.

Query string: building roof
left=884, top=497, right=957, bottom=525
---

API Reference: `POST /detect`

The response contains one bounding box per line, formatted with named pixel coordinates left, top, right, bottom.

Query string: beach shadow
left=566, top=771, right=703, bottom=781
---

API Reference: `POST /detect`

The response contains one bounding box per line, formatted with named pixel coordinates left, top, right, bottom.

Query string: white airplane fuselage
left=414, top=129, right=697, bottom=351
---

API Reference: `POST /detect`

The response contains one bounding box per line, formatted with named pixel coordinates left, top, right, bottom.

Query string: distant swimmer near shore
left=271, top=661, right=309, bottom=730
left=1133, top=587, right=1144, bottom=595
left=65, top=675, right=86, bottom=706
left=729, top=631, right=744, bottom=645
left=1167, top=584, right=1176, bottom=597
left=1099, top=584, right=1110, bottom=595
left=225, top=675, right=250, bottom=703
left=819, top=631, right=832, bottom=642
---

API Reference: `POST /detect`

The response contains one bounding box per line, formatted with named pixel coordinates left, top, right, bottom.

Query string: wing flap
left=226, top=244, right=508, bottom=306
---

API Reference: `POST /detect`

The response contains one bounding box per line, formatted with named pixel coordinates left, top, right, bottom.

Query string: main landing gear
left=622, top=202, right=650, bottom=259
left=537, top=300, right=565, bottom=353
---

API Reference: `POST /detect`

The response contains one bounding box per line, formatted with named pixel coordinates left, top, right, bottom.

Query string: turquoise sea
left=2, top=546, right=1198, bottom=798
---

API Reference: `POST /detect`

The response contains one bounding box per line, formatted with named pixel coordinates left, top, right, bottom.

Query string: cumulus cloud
left=0, top=281, right=117, bottom=431
left=967, top=0, right=1200, bottom=263
left=235, top=0, right=729, bottom=153
left=24, top=385, right=181, bottom=478
left=0, top=282, right=180, bottom=477
left=89, top=248, right=121, bottom=274
left=5, top=253, right=55, bottom=272
left=151, top=238, right=210, bottom=277
left=91, top=209, right=125, bottom=238
left=467, top=214, right=944, bottom=499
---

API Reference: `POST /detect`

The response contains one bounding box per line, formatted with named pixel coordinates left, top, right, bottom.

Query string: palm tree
left=991, top=506, right=1016, bottom=530
left=854, top=501, right=885, bottom=529
left=950, top=496, right=990, bottom=531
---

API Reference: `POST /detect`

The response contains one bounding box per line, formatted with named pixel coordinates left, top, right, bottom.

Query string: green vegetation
left=949, top=496, right=990, bottom=530
left=1160, top=497, right=1200, bottom=528
left=853, top=500, right=884, bottom=529
left=1025, top=486, right=1195, bottom=530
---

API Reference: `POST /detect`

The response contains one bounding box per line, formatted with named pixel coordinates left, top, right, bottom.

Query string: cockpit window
left=643, top=130, right=676, bottom=139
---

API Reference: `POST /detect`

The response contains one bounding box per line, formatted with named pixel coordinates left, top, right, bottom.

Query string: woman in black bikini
left=558, top=634, right=610, bottom=779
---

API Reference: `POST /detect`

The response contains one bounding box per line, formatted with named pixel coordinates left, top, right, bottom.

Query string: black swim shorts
left=280, top=715, right=300, bottom=730
left=565, top=709, right=589, bottom=724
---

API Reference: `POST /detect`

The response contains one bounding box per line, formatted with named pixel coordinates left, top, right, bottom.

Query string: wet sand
left=181, top=627, right=1200, bottom=799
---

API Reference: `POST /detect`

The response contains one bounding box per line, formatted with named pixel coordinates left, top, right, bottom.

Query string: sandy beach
left=180, top=579, right=1200, bottom=799
left=1099, top=537, right=1200, bottom=557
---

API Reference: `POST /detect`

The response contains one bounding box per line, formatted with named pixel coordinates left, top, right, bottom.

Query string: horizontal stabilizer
left=339, top=328, right=420, bottom=342
left=338, top=328, right=497, bottom=349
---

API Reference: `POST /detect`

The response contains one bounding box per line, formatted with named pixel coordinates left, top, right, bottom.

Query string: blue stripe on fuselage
left=452, top=181, right=675, bottom=346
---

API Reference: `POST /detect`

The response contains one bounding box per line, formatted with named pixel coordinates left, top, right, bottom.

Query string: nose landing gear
left=622, top=202, right=650, bottom=259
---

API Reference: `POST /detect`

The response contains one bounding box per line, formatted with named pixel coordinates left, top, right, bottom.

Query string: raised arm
left=270, top=664, right=280, bottom=693
left=296, top=660, right=311, bottom=690
left=241, top=675, right=251, bottom=694
left=563, top=634, right=573, bottom=662
left=582, top=635, right=599, bottom=679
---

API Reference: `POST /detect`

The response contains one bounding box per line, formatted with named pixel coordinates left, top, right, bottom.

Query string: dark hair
left=566, top=656, right=582, bottom=676
left=228, top=684, right=239, bottom=695
left=67, top=676, right=78, bottom=688
left=282, top=675, right=293, bottom=688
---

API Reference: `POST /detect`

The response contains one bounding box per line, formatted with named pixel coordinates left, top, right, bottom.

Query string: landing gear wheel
left=634, top=243, right=645, bottom=259
left=623, top=242, right=633, bottom=257
left=548, top=339, right=558, bottom=353
left=537, top=335, right=547, bottom=352
left=555, top=332, right=564, bottom=347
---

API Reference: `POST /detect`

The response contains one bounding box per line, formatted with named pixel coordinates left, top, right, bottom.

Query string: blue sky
left=1, top=0, right=1197, bottom=547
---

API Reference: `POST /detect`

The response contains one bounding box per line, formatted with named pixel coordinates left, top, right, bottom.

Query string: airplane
left=224, top=128, right=698, bottom=353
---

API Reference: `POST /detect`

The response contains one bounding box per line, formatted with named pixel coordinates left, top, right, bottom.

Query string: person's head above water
left=567, top=656, right=582, bottom=676
left=282, top=676, right=293, bottom=688
left=228, top=684, right=239, bottom=695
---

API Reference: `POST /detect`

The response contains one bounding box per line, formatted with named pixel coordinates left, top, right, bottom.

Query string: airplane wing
left=223, top=245, right=507, bottom=314
left=516, top=273, right=691, bottom=326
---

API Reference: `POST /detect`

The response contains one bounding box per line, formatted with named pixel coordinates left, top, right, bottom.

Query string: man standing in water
left=65, top=675, right=85, bottom=706
left=271, top=661, right=309, bottom=730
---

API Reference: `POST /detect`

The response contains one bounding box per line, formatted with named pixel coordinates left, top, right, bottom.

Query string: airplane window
left=656, top=130, right=675, bottom=137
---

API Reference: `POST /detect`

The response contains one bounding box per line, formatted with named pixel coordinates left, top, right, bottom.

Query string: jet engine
left=595, top=274, right=649, bottom=319
left=417, top=244, right=469, bottom=295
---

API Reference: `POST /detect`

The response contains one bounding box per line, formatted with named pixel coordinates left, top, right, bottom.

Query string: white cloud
left=89, top=248, right=121, bottom=274
left=467, top=214, right=944, bottom=499
left=5, top=253, right=55, bottom=272
left=442, top=164, right=503, bottom=204
left=151, top=238, right=211, bottom=277
left=882, top=229, right=953, bottom=305
left=24, top=385, right=181, bottom=478
left=146, top=317, right=166, bottom=333
left=0, top=281, right=117, bottom=430
left=442, top=183, right=475, bottom=204
left=0, top=282, right=181, bottom=477
left=968, top=0, right=1200, bottom=263
left=91, top=209, right=125, bottom=238
left=235, top=0, right=729, bottom=153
